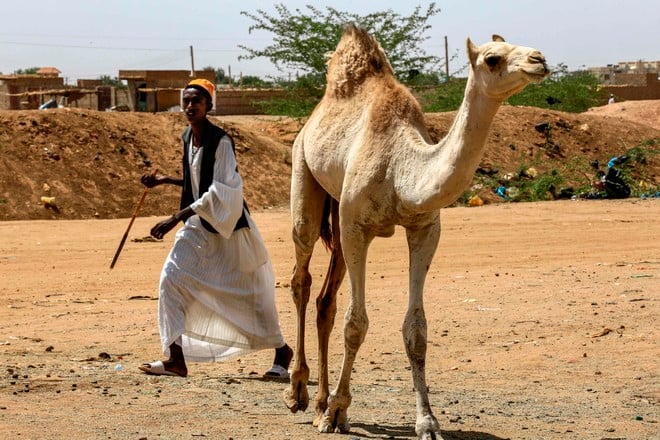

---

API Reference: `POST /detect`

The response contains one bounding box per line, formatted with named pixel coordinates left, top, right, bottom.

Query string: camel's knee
left=292, top=221, right=321, bottom=255
left=343, top=311, right=368, bottom=352
left=290, top=266, right=312, bottom=302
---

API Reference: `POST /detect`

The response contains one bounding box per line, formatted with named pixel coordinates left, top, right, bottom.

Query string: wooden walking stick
left=110, top=169, right=157, bottom=269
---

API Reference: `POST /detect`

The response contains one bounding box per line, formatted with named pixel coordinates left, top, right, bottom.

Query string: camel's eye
left=485, top=55, right=501, bottom=68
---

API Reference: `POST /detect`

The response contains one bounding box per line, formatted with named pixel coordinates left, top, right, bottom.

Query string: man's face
left=182, top=88, right=208, bottom=123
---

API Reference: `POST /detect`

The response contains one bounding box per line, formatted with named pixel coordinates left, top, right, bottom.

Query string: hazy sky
left=1, top=0, right=658, bottom=84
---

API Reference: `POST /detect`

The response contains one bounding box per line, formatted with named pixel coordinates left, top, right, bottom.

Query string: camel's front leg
left=405, top=219, right=443, bottom=440
left=319, top=225, right=371, bottom=434
left=285, top=137, right=327, bottom=414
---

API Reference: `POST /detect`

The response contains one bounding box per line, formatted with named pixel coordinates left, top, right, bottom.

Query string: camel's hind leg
left=285, top=138, right=328, bottom=414
left=404, top=218, right=443, bottom=440
left=313, top=198, right=346, bottom=425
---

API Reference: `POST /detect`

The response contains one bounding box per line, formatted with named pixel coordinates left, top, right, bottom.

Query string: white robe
left=158, top=134, right=284, bottom=362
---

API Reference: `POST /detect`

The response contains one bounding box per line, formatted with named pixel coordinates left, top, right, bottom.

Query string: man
left=138, top=78, right=292, bottom=379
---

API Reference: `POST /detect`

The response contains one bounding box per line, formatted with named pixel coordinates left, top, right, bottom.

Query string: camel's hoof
left=311, top=399, right=329, bottom=427
left=311, top=410, right=324, bottom=427
left=318, top=408, right=350, bottom=434
left=416, top=415, right=442, bottom=440
left=283, top=383, right=309, bottom=413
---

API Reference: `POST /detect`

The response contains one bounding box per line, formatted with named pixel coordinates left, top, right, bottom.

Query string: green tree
left=203, top=66, right=230, bottom=85
left=240, top=3, right=441, bottom=79
left=99, top=75, right=126, bottom=88
left=14, top=67, right=39, bottom=75
left=239, top=75, right=273, bottom=88
left=239, top=3, right=443, bottom=115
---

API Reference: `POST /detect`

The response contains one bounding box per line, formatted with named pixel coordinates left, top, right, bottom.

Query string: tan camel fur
left=284, top=24, right=549, bottom=439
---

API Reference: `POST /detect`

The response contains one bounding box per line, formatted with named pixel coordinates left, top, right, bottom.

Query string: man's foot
left=274, top=343, right=293, bottom=369
left=264, top=344, right=293, bottom=379
left=138, top=360, right=187, bottom=377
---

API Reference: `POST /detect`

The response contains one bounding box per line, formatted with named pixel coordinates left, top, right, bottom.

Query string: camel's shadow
left=348, top=422, right=508, bottom=440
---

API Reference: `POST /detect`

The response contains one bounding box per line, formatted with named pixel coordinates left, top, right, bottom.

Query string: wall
left=603, top=73, right=660, bottom=101
left=215, top=89, right=287, bottom=115
left=0, top=76, right=65, bottom=109
left=119, top=70, right=216, bottom=112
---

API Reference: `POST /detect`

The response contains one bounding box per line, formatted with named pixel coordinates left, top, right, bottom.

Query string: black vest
left=181, top=120, right=249, bottom=233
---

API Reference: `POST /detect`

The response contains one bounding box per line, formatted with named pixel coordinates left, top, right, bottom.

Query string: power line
left=0, top=32, right=271, bottom=43
left=0, top=40, right=242, bottom=53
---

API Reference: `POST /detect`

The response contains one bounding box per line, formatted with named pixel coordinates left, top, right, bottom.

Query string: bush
left=259, top=74, right=325, bottom=117
left=617, top=139, right=659, bottom=197
left=457, top=138, right=659, bottom=205
left=416, top=78, right=467, bottom=113
left=417, top=63, right=604, bottom=114
left=506, top=64, right=605, bottom=113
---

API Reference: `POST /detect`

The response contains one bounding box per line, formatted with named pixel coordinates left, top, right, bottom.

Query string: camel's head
left=326, top=23, right=395, bottom=97
left=467, top=35, right=549, bottom=100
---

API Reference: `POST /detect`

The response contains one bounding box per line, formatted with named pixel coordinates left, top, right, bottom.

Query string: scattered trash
left=521, top=167, right=538, bottom=178
left=477, top=305, right=500, bottom=311
left=467, top=195, right=484, bottom=206
left=505, top=187, right=519, bottom=199
left=591, top=326, right=625, bottom=338
left=584, top=155, right=631, bottom=199
left=40, top=196, right=56, bottom=207
left=40, top=196, right=61, bottom=213
left=591, top=328, right=613, bottom=338
left=495, top=186, right=519, bottom=201
left=131, top=236, right=161, bottom=243
left=39, top=99, right=58, bottom=110
left=114, top=364, right=124, bottom=371
left=534, top=122, right=551, bottom=133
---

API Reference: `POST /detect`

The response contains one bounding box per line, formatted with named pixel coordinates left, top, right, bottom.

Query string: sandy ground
left=0, top=199, right=658, bottom=440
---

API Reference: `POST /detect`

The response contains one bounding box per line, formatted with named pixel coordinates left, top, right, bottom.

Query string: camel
left=284, top=24, right=549, bottom=439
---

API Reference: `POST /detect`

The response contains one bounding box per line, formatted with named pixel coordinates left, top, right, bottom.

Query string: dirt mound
left=586, top=99, right=659, bottom=128
left=0, top=101, right=658, bottom=221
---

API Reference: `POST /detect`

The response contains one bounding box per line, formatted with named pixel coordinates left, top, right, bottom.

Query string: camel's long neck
left=413, top=75, right=502, bottom=210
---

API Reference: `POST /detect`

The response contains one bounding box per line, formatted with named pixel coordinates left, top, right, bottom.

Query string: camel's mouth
left=522, top=67, right=550, bottom=82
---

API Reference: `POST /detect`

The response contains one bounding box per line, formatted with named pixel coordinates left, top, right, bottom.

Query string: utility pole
left=444, top=36, right=449, bottom=80
left=190, top=45, right=195, bottom=77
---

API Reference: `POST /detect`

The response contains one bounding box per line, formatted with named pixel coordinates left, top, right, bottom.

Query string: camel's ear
left=466, top=37, right=479, bottom=67
left=492, top=34, right=505, bottom=42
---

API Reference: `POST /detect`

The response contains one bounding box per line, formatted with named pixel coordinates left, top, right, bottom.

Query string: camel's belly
left=311, top=169, right=344, bottom=201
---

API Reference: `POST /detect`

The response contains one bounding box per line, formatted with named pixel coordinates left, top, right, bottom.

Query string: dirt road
left=1, top=199, right=658, bottom=439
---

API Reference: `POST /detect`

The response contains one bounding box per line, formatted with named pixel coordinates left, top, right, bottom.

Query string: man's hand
left=141, top=173, right=163, bottom=188
left=150, top=216, right=179, bottom=239
left=150, top=207, right=195, bottom=239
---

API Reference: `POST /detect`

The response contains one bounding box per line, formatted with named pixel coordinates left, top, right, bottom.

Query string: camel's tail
left=320, top=195, right=339, bottom=252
